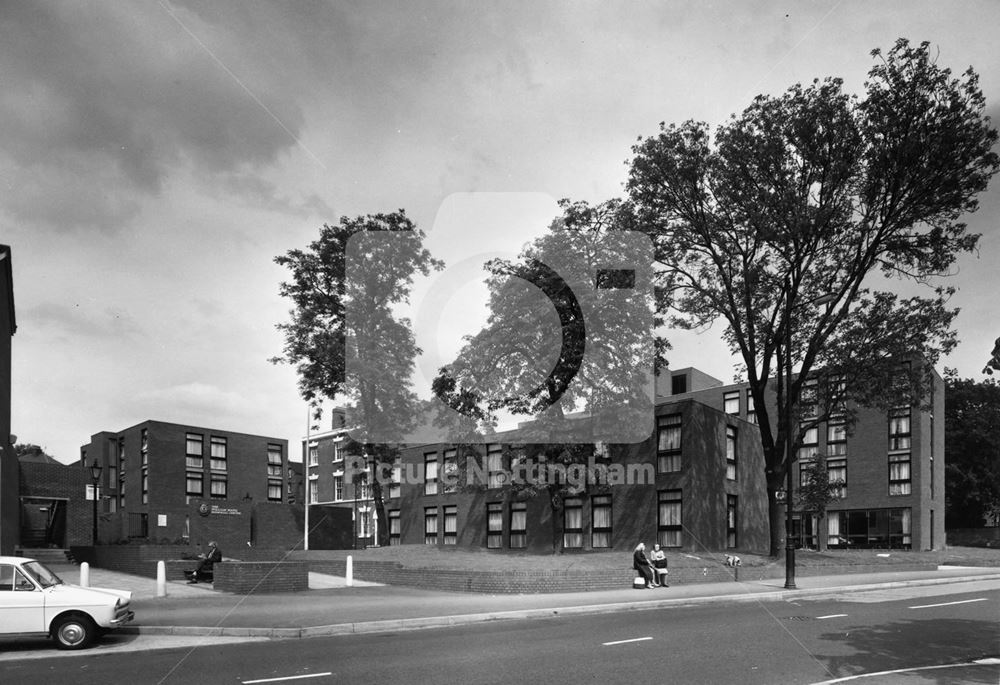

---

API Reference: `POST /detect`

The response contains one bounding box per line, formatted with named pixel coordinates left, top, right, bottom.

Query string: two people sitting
left=633, top=542, right=669, bottom=588
left=187, top=541, right=221, bottom=584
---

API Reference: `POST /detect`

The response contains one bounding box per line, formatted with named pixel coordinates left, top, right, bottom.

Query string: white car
left=0, top=555, right=134, bottom=649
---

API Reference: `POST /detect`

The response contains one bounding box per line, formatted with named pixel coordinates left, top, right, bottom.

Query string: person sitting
left=632, top=541, right=657, bottom=588
left=650, top=543, right=669, bottom=587
left=187, top=541, right=222, bottom=584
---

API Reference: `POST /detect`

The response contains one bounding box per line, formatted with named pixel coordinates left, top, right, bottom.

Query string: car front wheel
left=52, top=614, right=96, bottom=650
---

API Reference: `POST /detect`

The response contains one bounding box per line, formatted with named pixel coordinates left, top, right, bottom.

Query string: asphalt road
left=2, top=580, right=997, bottom=685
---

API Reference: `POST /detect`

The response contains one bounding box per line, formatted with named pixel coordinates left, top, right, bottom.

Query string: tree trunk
left=767, top=486, right=784, bottom=557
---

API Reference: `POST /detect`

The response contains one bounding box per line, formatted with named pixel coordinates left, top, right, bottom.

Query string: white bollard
left=346, top=555, right=353, bottom=587
left=156, top=560, right=167, bottom=597
left=80, top=562, right=90, bottom=588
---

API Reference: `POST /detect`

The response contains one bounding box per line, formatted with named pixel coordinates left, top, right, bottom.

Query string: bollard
left=346, top=555, right=353, bottom=587
left=157, top=560, right=167, bottom=597
left=80, top=562, right=90, bottom=588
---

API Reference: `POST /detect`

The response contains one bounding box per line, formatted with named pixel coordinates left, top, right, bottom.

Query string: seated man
left=187, top=541, right=222, bottom=584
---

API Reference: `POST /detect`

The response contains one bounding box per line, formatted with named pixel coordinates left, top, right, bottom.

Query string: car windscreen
left=21, top=561, right=64, bottom=588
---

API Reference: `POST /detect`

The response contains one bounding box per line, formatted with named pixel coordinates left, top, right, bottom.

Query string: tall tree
left=944, top=371, right=1000, bottom=528
left=623, top=39, right=998, bottom=556
left=273, top=211, right=442, bottom=545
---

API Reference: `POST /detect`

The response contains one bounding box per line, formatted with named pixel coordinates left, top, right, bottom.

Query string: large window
left=443, top=505, right=457, bottom=545
left=487, top=502, right=503, bottom=549
left=658, top=490, right=682, bottom=548
left=389, top=456, right=401, bottom=499
left=268, top=444, right=283, bottom=477
left=563, top=497, right=583, bottom=549
left=726, top=495, right=738, bottom=549
left=141, top=467, right=149, bottom=505
left=210, top=474, right=227, bottom=498
left=442, top=449, right=458, bottom=494
left=723, top=391, right=740, bottom=415
left=827, top=420, right=847, bottom=456
left=889, top=407, right=911, bottom=451
left=308, top=444, right=319, bottom=466
left=828, top=508, right=911, bottom=549
left=509, top=502, right=526, bottom=549
left=657, top=414, right=682, bottom=473
left=827, top=457, right=847, bottom=499
left=424, top=453, right=438, bottom=496
left=334, top=475, right=344, bottom=501
left=186, top=433, right=203, bottom=469
left=746, top=390, right=757, bottom=424
left=210, top=437, right=227, bottom=471
left=186, top=471, right=203, bottom=497
left=889, top=453, right=911, bottom=496
left=424, top=507, right=438, bottom=545
left=389, top=510, right=400, bottom=545
left=267, top=480, right=282, bottom=501
left=141, top=429, right=148, bottom=465
left=591, top=495, right=612, bottom=548
left=487, top=444, right=504, bottom=489
left=725, top=426, right=737, bottom=480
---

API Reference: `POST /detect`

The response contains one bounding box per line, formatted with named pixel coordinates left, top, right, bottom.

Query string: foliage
left=620, top=38, right=998, bottom=555
left=273, top=210, right=442, bottom=544
left=944, top=371, right=1000, bottom=528
left=983, top=337, right=1000, bottom=376
left=796, top=459, right=845, bottom=550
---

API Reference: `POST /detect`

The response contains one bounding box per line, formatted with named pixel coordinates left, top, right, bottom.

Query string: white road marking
left=816, top=614, right=848, bottom=619
left=909, top=597, right=989, bottom=609
left=243, top=673, right=333, bottom=684
left=603, top=637, right=653, bottom=646
left=809, top=657, right=1000, bottom=684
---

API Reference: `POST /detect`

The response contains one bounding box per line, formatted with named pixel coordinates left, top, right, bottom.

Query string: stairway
left=14, top=548, right=73, bottom=564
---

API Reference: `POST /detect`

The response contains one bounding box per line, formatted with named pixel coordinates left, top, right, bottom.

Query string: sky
left=2, top=1, right=999, bottom=464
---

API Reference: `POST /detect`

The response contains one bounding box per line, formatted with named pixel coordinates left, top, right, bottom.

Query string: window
left=267, top=480, right=282, bottom=501
left=827, top=457, right=847, bottom=498
left=210, top=437, right=227, bottom=471
left=658, top=490, right=682, bottom=548
left=389, top=456, right=401, bottom=499
left=746, top=390, right=757, bottom=424
left=443, top=505, right=457, bottom=545
left=563, top=497, right=583, bottom=549
left=358, top=507, right=372, bottom=538
left=889, top=453, right=911, bottom=495
left=828, top=508, right=911, bottom=549
left=799, top=426, right=819, bottom=462
left=424, top=452, right=438, bottom=495
left=186, top=433, right=203, bottom=468
left=723, top=391, right=740, bottom=415
left=800, top=380, right=818, bottom=420
left=509, top=502, right=527, bottom=549
left=389, top=510, right=400, bottom=545
left=487, top=444, right=504, bottom=489
left=141, top=467, right=149, bottom=505
left=308, top=445, right=319, bottom=466
left=308, top=478, right=318, bottom=504
left=889, top=407, right=911, bottom=451
left=725, top=426, right=737, bottom=480
left=827, top=420, right=847, bottom=456
left=334, top=475, right=344, bottom=501
left=141, top=428, right=148, bottom=465
left=424, top=507, right=438, bottom=545
left=268, top=444, right=283, bottom=476
left=657, top=414, right=682, bottom=473
left=186, top=471, right=203, bottom=497
left=210, top=474, right=227, bottom=498
left=487, top=502, right=503, bottom=549
left=592, top=495, right=612, bottom=548
left=726, top=495, right=738, bottom=549
left=442, top=449, right=458, bottom=493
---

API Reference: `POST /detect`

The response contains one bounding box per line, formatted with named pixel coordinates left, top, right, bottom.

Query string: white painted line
left=243, top=673, right=333, bottom=684
left=816, top=614, right=848, bottom=619
left=603, top=636, right=654, bottom=646
left=808, top=658, right=1000, bottom=683
left=909, top=598, right=989, bottom=609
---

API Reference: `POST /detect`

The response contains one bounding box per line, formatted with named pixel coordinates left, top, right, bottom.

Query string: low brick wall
left=214, top=561, right=309, bottom=594
left=947, top=528, right=1000, bottom=548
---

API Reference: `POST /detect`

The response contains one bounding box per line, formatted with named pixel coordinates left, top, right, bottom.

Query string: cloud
left=23, top=302, right=144, bottom=342
left=0, top=2, right=306, bottom=231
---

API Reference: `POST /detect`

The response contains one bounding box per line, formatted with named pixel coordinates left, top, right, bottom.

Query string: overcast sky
left=3, top=1, right=999, bottom=464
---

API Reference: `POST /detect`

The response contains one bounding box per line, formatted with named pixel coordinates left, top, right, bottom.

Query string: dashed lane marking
left=603, top=637, right=653, bottom=646
left=243, top=673, right=333, bottom=684
left=909, top=597, right=989, bottom=609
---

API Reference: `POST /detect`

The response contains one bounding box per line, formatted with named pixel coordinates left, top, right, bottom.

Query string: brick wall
left=214, top=561, right=308, bottom=594
left=20, top=461, right=92, bottom=546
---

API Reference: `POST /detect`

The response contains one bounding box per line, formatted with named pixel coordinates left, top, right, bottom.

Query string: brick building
left=17, top=459, right=90, bottom=549
left=0, top=245, right=16, bottom=555
left=78, top=421, right=293, bottom=552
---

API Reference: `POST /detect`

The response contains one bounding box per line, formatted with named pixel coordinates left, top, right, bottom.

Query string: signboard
left=210, top=505, right=241, bottom=516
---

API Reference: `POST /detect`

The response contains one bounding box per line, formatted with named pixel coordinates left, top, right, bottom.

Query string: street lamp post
left=89, top=459, right=103, bottom=546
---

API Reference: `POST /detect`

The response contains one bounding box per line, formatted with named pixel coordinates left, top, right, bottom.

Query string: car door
left=0, top=563, right=46, bottom=633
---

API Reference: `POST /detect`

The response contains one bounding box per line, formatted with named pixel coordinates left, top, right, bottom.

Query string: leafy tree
left=983, top=337, right=1000, bottom=376
left=796, top=459, right=845, bottom=551
left=622, top=38, right=998, bottom=556
left=273, top=211, right=442, bottom=546
left=944, top=371, right=1000, bottom=528
left=13, top=443, right=54, bottom=460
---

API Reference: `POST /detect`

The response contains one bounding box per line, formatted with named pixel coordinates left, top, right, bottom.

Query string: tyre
left=52, top=614, right=96, bottom=650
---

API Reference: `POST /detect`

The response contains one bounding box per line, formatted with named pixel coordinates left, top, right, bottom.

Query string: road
left=2, top=580, right=997, bottom=684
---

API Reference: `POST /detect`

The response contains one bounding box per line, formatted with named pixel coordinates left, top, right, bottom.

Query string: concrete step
left=15, top=548, right=72, bottom=564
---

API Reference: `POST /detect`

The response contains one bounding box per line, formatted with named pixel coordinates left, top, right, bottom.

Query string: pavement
left=41, top=562, right=1000, bottom=640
